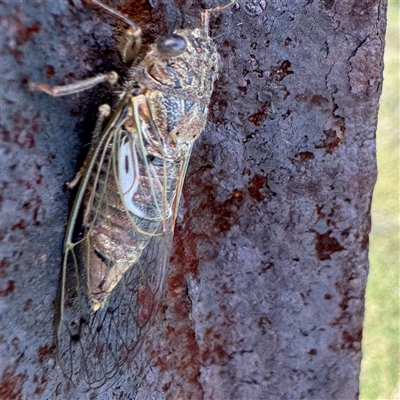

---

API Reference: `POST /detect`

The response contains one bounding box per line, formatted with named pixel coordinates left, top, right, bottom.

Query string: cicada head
left=141, top=28, right=220, bottom=102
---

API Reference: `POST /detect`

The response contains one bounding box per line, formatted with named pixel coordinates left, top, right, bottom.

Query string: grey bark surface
left=0, top=0, right=385, bottom=399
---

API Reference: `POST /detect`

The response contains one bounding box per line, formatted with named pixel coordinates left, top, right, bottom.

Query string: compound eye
left=157, top=34, right=187, bottom=57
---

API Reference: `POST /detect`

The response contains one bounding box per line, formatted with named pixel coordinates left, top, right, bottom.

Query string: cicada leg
left=118, top=25, right=142, bottom=65
left=28, top=71, right=118, bottom=97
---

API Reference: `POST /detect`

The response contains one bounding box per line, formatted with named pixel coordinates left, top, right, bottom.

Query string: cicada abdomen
left=30, top=0, right=234, bottom=392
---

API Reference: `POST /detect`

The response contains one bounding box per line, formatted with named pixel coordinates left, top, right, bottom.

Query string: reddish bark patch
left=45, top=65, right=55, bottom=79
left=342, top=329, right=362, bottom=346
left=2, top=114, right=39, bottom=149
left=258, top=315, right=272, bottom=335
left=37, top=344, right=56, bottom=364
left=222, top=39, right=236, bottom=52
left=360, top=232, right=369, bottom=251
left=329, top=328, right=363, bottom=351
left=11, top=220, right=27, bottom=231
left=330, top=277, right=364, bottom=351
left=0, top=367, right=27, bottom=400
left=316, top=204, right=325, bottom=219
left=0, top=280, right=15, bottom=297
left=321, top=0, right=335, bottom=10
left=155, top=180, right=243, bottom=396
left=1, top=15, right=40, bottom=60
left=0, top=258, right=10, bottom=278
left=191, top=185, right=243, bottom=235
left=310, top=94, right=328, bottom=107
left=157, top=223, right=203, bottom=396
left=315, top=230, right=344, bottom=260
left=2, top=129, right=35, bottom=149
left=248, top=174, right=266, bottom=202
left=120, top=0, right=157, bottom=42
left=120, top=0, right=151, bottom=23
left=294, top=151, right=315, bottom=161
left=282, top=108, right=292, bottom=119
left=170, top=225, right=199, bottom=278
left=201, top=327, right=229, bottom=365
left=337, top=290, right=352, bottom=313
left=270, top=60, right=294, bottom=82
left=23, top=299, right=33, bottom=312
left=215, top=193, right=244, bottom=232
left=18, top=167, right=43, bottom=190
left=33, top=375, right=48, bottom=395
left=15, top=21, right=40, bottom=46
left=315, top=128, right=342, bottom=154
left=247, top=101, right=272, bottom=126
left=247, top=173, right=275, bottom=201
left=294, top=91, right=330, bottom=112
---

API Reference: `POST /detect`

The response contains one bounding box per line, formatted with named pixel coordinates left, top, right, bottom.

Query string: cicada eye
left=157, top=34, right=187, bottom=57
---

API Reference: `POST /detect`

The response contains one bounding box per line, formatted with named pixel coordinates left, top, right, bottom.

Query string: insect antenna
left=86, top=0, right=139, bottom=31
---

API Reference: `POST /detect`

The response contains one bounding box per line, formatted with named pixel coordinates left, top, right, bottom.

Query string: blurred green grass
left=359, top=1, right=400, bottom=400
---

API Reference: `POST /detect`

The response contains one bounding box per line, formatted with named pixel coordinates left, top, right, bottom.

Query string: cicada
left=30, top=0, right=234, bottom=391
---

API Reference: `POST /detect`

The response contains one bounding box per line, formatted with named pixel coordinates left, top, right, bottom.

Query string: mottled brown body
left=85, top=27, right=220, bottom=310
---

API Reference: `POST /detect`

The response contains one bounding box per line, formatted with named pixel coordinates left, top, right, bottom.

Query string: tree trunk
left=0, top=0, right=385, bottom=399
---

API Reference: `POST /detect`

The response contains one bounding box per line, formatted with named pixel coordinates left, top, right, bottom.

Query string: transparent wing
left=58, top=231, right=173, bottom=391
left=56, top=94, right=186, bottom=391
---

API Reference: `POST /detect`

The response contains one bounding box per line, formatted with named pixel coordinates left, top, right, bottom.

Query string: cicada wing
left=56, top=96, right=177, bottom=391
left=57, top=230, right=172, bottom=390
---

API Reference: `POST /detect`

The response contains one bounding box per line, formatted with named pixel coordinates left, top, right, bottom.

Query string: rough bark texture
left=0, top=0, right=386, bottom=399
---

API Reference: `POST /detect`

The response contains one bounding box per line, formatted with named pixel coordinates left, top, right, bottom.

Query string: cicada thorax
left=137, top=27, right=221, bottom=145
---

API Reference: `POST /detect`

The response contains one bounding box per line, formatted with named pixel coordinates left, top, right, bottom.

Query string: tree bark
left=0, top=0, right=385, bottom=399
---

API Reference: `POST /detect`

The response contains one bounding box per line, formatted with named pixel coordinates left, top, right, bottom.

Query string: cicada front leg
left=28, top=71, right=119, bottom=97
